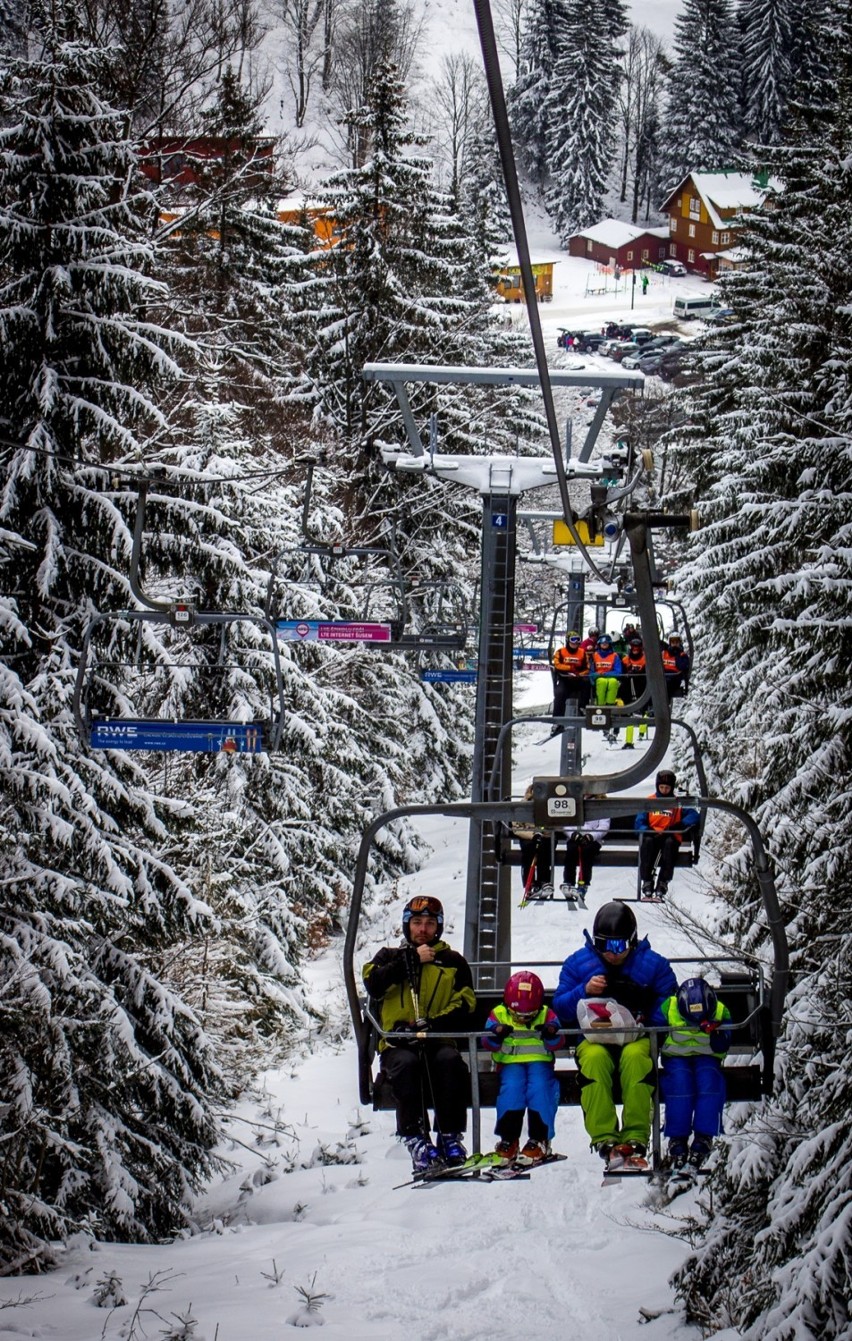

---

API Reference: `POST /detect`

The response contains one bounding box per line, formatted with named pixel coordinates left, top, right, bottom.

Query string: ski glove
left=491, top=1023, right=514, bottom=1041
left=700, top=1020, right=720, bottom=1033
left=539, top=1022, right=560, bottom=1041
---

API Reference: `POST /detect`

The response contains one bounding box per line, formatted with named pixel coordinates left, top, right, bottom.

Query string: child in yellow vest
left=482, top=971, right=562, bottom=1164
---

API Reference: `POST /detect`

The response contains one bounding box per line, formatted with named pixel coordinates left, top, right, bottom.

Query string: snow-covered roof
left=671, top=171, right=780, bottom=230
left=570, top=218, right=669, bottom=248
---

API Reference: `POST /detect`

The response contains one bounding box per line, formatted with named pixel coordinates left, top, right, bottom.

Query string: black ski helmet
left=593, top=901, right=637, bottom=953
left=656, top=770, right=676, bottom=790
left=402, top=895, right=444, bottom=942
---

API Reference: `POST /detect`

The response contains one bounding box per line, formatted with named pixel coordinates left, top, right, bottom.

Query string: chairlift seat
left=359, top=972, right=765, bottom=1112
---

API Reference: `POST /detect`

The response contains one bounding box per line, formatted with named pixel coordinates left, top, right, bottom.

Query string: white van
left=673, top=295, right=721, bottom=320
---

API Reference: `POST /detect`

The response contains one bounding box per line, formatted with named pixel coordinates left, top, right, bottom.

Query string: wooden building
left=495, top=261, right=556, bottom=303
left=660, top=170, right=776, bottom=278
left=140, top=136, right=275, bottom=191
left=567, top=218, right=669, bottom=270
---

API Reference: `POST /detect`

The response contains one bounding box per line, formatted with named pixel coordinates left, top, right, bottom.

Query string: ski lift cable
left=471, top=0, right=612, bottom=585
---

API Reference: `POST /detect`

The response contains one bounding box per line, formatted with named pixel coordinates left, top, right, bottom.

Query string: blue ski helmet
left=402, top=895, right=444, bottom=942
left=676, top=978, right=717, bottom=1022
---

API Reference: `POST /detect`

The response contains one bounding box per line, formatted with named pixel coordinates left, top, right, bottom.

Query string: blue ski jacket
left=553, top=933, right=676, bottom=1029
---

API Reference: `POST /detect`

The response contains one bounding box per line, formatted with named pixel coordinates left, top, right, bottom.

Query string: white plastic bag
left=577, top=998, right=642, bottom=1046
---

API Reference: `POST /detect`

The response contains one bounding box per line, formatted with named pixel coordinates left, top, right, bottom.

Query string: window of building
left=721, top=231, right=730, bottom=244
left=688, top=223, right=696, bottom=238
left=689, top=196, right=701, bottom=217
left=642, top=249, right=649, bottom=260
left=687, top=249, right=695, bottom=263
left=669, top=243, right=677, bottom=257
left=627, top=250, right=633, bottom=261
left=712, top=230, right=719, bottom=244
left=670, top=217, right=677, bottom=233
left=587, top=239, right=593, bottom=253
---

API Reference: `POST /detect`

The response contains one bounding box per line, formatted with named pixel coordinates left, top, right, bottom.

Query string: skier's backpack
left=577, top=998, right=642, bottom=1046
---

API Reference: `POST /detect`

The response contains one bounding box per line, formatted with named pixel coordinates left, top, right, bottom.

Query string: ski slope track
left=0, top=679, right=745, bottom=1340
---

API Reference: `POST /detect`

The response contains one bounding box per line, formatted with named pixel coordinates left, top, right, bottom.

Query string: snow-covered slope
left=0, top=677, right=734, bottom=1340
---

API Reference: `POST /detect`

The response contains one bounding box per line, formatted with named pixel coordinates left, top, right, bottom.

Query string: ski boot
left=667, top=1138, right=689, bottom=1173
left=435, top=1132, right=467, bottom=1167
left=688, top=1136, right=713, bottom=1171
left=490, top=1138, right=519, bottom=1167
left=517, top=1138, right=551, bottom=1166
left=607, top=1141, right=649, bottom=1172
left=404, top=1134, right=442, bottom=1173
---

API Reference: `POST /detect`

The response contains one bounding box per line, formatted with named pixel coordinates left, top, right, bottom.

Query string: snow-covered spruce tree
left=662, top=8, right=852, bottom=1330
left=155, top=65, right=307, bottom=450
left=292, top=59, right=543, bottom=799
left=658, top=0, right=743, bottom=195
left=0, top=1, right=223, bottom=1266
left=739, top=0, right=796, bottom=145
left=508, top=0, right=571, bottom=184
left=544, top=0, right=627, bottom=240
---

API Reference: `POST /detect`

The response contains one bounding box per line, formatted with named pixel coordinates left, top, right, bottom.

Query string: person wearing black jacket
left=362, top=895, right=476, bottom=1171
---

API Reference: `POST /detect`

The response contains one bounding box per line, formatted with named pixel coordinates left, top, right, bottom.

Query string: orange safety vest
left=645, top=793, right=684, bottom=835
left=662, top=648, right=681, bottom=673
left=592, top=650, right=619, bottom=675
left=624, top=653, right=646, bottom=672
left=553, top=647, right=588, bottom=676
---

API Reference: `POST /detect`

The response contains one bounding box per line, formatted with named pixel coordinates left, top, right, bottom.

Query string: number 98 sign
left=547, top=796, right=577, bottom=819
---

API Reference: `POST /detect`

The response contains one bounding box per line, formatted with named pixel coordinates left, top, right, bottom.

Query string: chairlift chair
left=73, top=605, right=286, bottom=753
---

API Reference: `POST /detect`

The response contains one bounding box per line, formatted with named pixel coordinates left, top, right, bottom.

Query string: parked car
left=629, top=327, right=656, bottom=346
left=659, top=259, right=687, bottom=277
left=576, top=331, right=606, bottom=352
left=657, top=344, right=691, bottom=382
left=609, top=340, right=640, bottom=363
left=556, top=329, right=580, bottom=349
left=706, top=306, right=737, bottom=325
left=625, top=340, right=685, bottom=373
left=603, top=321, right=635, bottom=340
left=619, top=337, right=678, bottom=370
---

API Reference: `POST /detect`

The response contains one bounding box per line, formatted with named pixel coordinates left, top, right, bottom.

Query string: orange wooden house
left=660, top=170, right=777, bottom=277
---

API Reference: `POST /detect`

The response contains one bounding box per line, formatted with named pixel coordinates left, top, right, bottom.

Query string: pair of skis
left=520, top=884, right=587, bottom=910
left=396, top=1152, right=566, bottom=1189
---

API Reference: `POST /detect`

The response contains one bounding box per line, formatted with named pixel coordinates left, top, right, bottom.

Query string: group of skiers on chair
left=363, top=894, right=730, bottom=1176
left=551, top=625, right=690, bottom=742
left=515, top=769, right=700, bottom=902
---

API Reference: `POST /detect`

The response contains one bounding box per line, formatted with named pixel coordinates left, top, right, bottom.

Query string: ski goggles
left=406, top=896, right=443, bottom=917
left=603, top=937, right=628, bottom=955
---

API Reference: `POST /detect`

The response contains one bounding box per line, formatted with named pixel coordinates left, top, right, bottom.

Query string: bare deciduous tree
left=326, top=0, right=424, bottom=166
left=431, top=53, right=487, bottom=205
left=276, top=0, right=324, bottom=125
left=77, top=0, right=269, bottom=136
left=492, top=0, right=527, bottom=80
left=614, top=25, right=667, bottom=221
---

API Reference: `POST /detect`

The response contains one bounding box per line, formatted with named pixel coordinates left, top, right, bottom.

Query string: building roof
left=570, top=217, right=669, bottom=249
left=664, top=170, right=780, bottom=229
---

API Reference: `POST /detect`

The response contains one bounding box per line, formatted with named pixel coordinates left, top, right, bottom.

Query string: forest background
left=0, top=0, right=850, bottom=1333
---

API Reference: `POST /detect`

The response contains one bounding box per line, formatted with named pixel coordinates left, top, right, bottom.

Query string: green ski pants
left=594, top=676, right=620, bottom=705
left=576, top=1036, right=654, bottom=1147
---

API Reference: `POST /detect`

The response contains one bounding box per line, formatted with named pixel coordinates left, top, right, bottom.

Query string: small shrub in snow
left=286, top=1274, right=327, bottom=1328
left=93, top=1272, right=127, bottom=1308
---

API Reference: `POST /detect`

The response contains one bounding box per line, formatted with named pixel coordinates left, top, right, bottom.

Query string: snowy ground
left=0, top=672, right=747, bottom=1341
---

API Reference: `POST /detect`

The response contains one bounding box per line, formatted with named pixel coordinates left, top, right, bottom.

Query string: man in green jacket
left=363, top=895, right=475, bottom=1172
